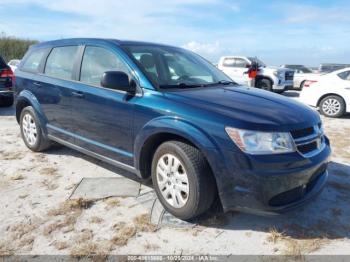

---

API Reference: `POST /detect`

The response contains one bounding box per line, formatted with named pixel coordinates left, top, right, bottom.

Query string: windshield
left=247, top=57, right=266, bottom=67
left=122, top=45, right=233, bottom=88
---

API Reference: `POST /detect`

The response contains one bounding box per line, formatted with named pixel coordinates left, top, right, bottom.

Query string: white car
left=218, top=56, right=294, bottom=93
left=8, top=59, right=21, bottom=72
left=280, top=64, right=321, bottom=89
left=299, top=67, right=350, bottom=118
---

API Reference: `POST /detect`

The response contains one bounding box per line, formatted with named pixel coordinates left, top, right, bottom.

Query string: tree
left=0, top=32, right=39, bottom=62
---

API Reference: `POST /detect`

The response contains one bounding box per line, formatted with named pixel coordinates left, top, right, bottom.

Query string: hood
left=164, top=85, right=320, bottom=131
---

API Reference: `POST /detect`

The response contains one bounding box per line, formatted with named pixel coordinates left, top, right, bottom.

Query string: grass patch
left=111, top=222, right=137, bottom=246
left=0, top=151, right=25, bottom=160
left=39, top=167, right=59, bottom=176
left=53, top=241, right=68, bottom=250
left=44, top=199, right=94, bottom=236
left=89, top=216, right=104, bottom=224
left=40, top=179, right=59, bottom=191
left=133, top=213, right=157, bottom=232
left=104, top=197, right=121, bottom=210
left=10, top=173, right=25, bottom=180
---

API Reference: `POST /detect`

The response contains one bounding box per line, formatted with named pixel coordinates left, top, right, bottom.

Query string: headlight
left=273, top=70, right=283, bottom=78
left=225, top=127, right=295, bottom=154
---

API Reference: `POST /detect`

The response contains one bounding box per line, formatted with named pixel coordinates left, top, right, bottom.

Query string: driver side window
left=80, top=46, right=129, bottom=87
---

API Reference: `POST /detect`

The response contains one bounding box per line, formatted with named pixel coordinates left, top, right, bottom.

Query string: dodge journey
left=14, top=38, right=331, bottom=220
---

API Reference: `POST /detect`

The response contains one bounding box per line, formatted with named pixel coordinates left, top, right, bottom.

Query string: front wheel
left=151, top=141, right=216, bottom=220
left=319, top=95, right=346, bottom=118
left=256, top=78, right=272, bottom=91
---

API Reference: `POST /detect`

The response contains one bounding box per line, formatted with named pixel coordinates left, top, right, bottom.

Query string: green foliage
left=0, top=32, right=39, bottom=62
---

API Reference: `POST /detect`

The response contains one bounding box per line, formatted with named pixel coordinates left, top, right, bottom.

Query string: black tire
left=256, top=78, right=272, bottom=91
left=319, top=95, right=346, bottom=118
left=151, top=141, right=217, bottom=220
left=0, top=96, right=14, bottom=107
left=20, top=106, right=51, bottom=152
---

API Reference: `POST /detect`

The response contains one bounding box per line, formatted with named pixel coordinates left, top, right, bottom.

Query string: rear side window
left=338, top=71, right=350, bottom=81
left=45, top=46, right=79, bottom=80
left=223, top=58, right=249, bottom=68
left=80, top=46, right=129, bottom=86
left=21, top=48, right=47, bottom=73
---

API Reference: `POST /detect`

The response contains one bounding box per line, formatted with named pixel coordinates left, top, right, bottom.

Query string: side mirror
left=245, top=64, right=251, bottom=68
left=101, top=71, right=136, bottom=94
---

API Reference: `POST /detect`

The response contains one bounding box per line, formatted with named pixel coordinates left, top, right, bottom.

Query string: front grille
left=290, top=124, right=324, bottom=156
left=297, top=141, right=318, bottom=154
left=285, top=71, right=294, bottom=81
left=291, top=127, right=314, bottom=139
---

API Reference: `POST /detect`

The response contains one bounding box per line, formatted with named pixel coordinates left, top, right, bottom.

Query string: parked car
left=14, top=38, right=330, bottom=220
left=281, top=64, right=321, bottom=90
left=8, top=59, right=21, bottom=72
left=319, top=63, right=350, bottom=73
left=281, top=64, right=313, bottom=74
left=218, top=56, right=294, bottom=93
left=0, top=55, right=14, bottom=107
left=299, top=67, right=350, bottom=118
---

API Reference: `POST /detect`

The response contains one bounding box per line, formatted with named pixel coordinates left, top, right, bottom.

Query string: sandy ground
left=0, top=91, right=350, bottom=257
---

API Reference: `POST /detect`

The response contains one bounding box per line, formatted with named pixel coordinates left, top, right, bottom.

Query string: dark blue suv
left=14, top=38, right=331, bottom=220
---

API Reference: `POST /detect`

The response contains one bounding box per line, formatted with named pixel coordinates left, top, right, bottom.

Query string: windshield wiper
left=203, top=80, right=238, bottom=87
left=216, top=80, right=238, bottom=85
left=159, top=83, right=205, bottom=89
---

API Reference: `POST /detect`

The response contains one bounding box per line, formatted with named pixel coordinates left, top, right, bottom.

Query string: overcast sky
left=0, top=0, right=349, bottom=66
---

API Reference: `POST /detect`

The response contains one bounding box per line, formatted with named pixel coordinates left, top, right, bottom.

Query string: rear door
left=68, top=45, right=136, bottom=165
left=17, top=46, right=80, bottom=143
left=40, top=45, right=81, bottom=143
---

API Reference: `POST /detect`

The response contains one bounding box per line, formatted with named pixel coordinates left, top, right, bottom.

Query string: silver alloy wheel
left=322, top=98, right=341, bottom=116
left=156, top=153, right=189, bottom=208
left=22, top=113, right=38, bottom=146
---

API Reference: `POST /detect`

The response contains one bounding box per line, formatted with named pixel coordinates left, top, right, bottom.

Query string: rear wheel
left=20, top=106, right=51, bottom=151
left=256, top=78, right=272, bottom=91
left=0, top=96, right=14, bottom=107
left=151, top=141, right=216, bottom=220
left=319, top=95, right=346, bottom=118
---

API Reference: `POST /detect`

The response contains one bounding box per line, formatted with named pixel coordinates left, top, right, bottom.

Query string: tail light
left=0, top=68, right=15, bottom=89
left=303, top=80, right=318, bottom=87
left=0, top=68, right=14, bottom=78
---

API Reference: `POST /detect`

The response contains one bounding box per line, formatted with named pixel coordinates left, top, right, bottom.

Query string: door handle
left=72, top=91, right=85, bottom=98
left=33, top=81, right=42, bottom=87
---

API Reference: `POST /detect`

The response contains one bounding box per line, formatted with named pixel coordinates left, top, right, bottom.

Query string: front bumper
left=272, top=79, right=293, bottom=90
left=0, top=90, right=14, bottom=97
left=215, top=138, right=331, bottom=215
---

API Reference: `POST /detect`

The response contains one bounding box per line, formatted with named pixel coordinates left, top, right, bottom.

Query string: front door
left=70, top=45, right=135, bottom=166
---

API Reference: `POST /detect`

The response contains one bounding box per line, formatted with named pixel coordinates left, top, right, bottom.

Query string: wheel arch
left=134, top=118, right=222, bottom=181
left=15, top=90, right=48, bottom=134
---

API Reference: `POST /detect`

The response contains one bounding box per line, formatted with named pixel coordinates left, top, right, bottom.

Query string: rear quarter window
left=337, top=71, right=350, bottom=81
left=21, top=48, right=47, bottom=73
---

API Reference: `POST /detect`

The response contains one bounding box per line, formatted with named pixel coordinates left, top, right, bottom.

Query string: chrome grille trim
left=291, top=124, right=325, bottom=157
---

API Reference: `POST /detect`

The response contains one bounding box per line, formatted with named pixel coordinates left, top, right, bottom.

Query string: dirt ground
left=1, top=91, right=350, bottom=257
